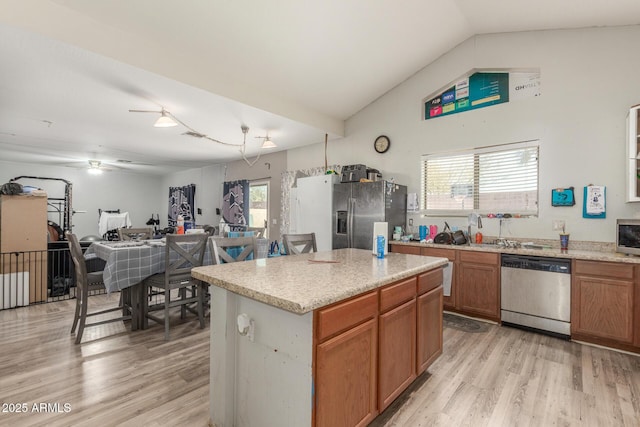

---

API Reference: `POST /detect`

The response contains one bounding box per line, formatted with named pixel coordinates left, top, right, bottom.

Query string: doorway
left=249, top=180, right=269, bottom=238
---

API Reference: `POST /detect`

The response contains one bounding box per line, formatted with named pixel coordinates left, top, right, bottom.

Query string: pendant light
left=154, top=109, right=177, bottom=127
left=261, top=137, right=276, bottom=149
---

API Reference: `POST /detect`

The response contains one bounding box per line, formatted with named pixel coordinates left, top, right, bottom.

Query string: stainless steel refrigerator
left=332, top=181, right=407, bottom=250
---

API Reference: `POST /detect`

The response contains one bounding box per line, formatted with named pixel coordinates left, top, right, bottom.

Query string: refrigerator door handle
left=348, top=197, right=355, bottom=248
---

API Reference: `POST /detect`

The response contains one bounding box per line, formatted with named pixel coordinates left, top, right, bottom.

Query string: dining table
left=84, top=237, right=212, bottom=330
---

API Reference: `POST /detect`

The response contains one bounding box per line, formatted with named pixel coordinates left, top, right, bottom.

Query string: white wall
left=160, top=164, right=226, bottom=229
left=161, top=151, right=286, bottom=240
left=224, top=151, right=287, bottom=241
left=0, top=161, right=162, bottom=238
left=1, top=153, right=281, bottom=241
left=287, top=25, right=640, bottom=243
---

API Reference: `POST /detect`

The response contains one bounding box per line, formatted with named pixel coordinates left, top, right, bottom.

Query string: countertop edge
left=389, top=241, right=640, bottom=264
left=192, top=255, right=448, bottom=315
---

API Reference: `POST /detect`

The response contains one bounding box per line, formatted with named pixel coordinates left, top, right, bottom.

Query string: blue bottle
left=376, top=235, right=385, bottom=259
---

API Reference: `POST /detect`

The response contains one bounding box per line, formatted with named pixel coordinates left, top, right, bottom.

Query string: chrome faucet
left=467, top=214, right=483, bottom=245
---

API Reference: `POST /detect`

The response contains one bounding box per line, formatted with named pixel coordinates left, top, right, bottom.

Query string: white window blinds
left=421, top=141, right=539, bottom=216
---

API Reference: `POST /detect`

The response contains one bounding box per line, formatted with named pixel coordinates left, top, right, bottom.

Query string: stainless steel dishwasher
left=501, top=254, right=571, bottom=338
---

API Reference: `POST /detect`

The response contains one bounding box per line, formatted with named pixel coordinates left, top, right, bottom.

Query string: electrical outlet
left=552, top=220, right=565, bottom=231
left=409, top=218, right=413, bottom=226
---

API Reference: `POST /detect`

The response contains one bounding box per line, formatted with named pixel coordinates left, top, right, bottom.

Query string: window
left=421, top=141, right=539, bottom=216
left=249, top=180, right=269, bottom=237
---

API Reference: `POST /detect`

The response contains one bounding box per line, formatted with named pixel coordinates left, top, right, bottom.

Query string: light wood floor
left=1, top=296, right=639, bottom=426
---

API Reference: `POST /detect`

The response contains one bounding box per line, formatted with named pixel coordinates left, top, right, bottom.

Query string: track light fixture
left=129, top=107, right=276, bottom=166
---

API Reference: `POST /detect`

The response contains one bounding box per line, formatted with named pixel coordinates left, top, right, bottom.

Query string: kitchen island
left=192, top=248, right=448, bottom=427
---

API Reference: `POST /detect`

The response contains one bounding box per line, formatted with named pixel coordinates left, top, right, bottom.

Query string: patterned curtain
left=168, top=184, right=196, bottom=227
left=222, top=180, right=249, bottom=232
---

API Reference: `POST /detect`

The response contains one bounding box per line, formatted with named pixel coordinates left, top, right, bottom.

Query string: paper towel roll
left=372, top=222, right=388, bottom=255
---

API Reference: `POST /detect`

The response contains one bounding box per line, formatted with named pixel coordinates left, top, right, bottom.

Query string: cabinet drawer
left=316, top=291, right=378, bottom=342
left=380, top=277, right=417, bottom=313
left=574, top=260, right=634, bottom=280
left=390, top=244, right=421, bottom=255
left=421, top=247, right=456, bottom=261
left=418, top=268, right=443, bottom=295
left=459, top=250, right=499, bottom=265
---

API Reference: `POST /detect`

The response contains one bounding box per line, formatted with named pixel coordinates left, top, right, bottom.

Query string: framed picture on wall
left=551, top=187, right=575, bottom=206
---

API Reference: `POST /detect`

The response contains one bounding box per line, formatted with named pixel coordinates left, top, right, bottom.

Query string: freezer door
left=351, top=182, right=385, bottom=250
left=384, top=183, right=407, bottom=240
left=332, top=183, right=351, bottom=249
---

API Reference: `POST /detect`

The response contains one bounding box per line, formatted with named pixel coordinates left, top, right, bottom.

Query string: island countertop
left=191, top=248, right=448, bottom=314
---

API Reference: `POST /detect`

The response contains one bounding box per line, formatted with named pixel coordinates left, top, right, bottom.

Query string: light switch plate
left=552, top=220, right=565, bottom=231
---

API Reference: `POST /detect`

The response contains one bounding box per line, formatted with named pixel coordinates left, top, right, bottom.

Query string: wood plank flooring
left=0, top=293, right=210, bottom=427
left=373, top=314, right=640, bottom=427
left=1, top=296, right=639, bottom=426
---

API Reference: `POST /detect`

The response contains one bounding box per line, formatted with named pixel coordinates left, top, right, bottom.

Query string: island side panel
left=210, top=285, right=239, bottom=427
left=209, top=285, right=313, bottom=427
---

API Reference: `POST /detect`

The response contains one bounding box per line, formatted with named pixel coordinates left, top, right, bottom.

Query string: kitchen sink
left=468, top=243, right=500, bottom=248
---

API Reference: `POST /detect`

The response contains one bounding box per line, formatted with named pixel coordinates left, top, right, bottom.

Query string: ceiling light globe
left=154, top=115, right=177, bottom=127
left=261, top=138, right=277, bottom=149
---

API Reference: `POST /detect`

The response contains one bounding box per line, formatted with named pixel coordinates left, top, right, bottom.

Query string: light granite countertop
left=389, top=241, right=640, bottom=264
left=191, top=248, right=448, bottom=314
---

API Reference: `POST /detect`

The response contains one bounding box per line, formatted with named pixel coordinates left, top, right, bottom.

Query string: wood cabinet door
left=417, top=287, right=443, bottom=374
left=378, top=299, right=417, bottom=411
left=316, top=318, right=378, bottom=427
left=458, top=262, right=500, bottom=320
left=572, top=275, right=634, bottom=344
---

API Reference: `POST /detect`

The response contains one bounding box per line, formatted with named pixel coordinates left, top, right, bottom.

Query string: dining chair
left=142, top=233, right=208, bottom=340
left=246, top=227, right=266, bottom=238
left=118, top=227, right=153, bottom=241
left=223, top=227, right=265, bottom=238
left=66, top=231, right=132, bottom=344
left=209, top=235, right=257, bottom=264
left=203, top=224, right=219, bottom=236
left=282, top=233, right=317, bottom=254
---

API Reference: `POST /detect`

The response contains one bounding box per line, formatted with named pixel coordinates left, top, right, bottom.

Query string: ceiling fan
left=62, top=158, right=128, bottom=173
left=58, top=153, right=151, bottom=173
left=86, top=160, right=112, bottom=174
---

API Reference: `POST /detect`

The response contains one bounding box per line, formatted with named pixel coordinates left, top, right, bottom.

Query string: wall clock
left=374, top=135, right=391, bottom=153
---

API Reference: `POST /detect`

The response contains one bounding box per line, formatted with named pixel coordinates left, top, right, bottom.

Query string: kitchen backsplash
left=465, top=235, right=615, bottom=253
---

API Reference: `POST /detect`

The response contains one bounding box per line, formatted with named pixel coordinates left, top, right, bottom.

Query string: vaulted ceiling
left=1, top=1, right=639, bottom=174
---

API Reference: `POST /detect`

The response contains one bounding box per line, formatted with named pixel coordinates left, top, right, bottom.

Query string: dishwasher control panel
left=501, top=254, right=571, bottom=273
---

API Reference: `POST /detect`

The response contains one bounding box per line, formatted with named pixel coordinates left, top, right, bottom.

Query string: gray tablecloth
left=85, top=240, right=210, bottom=292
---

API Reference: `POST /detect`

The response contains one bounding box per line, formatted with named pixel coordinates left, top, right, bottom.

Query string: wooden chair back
left=283, top=233, right=317, bottom=254
left=209, top=236, right=257, bottom=264
left=65, top=231, right=128, bottom=344
left=223, top=227, right=265, bottom=238
left=118, top=227, right=153, bottom=241
left=66, top=231, right=89, bottom=292
left=164, top=234, right=209, bottom=286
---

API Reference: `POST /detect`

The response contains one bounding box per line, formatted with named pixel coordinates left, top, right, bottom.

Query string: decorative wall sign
left=582, top=185, right=606, bottom=219
left=423, top=70, right=541, bottom=120
left=551, top=187, right=575, bottom=206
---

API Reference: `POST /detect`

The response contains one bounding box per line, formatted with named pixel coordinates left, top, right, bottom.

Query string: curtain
left=168, top=184, right=196, bottom=227
left=222, top=180, right=249, bottom=232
